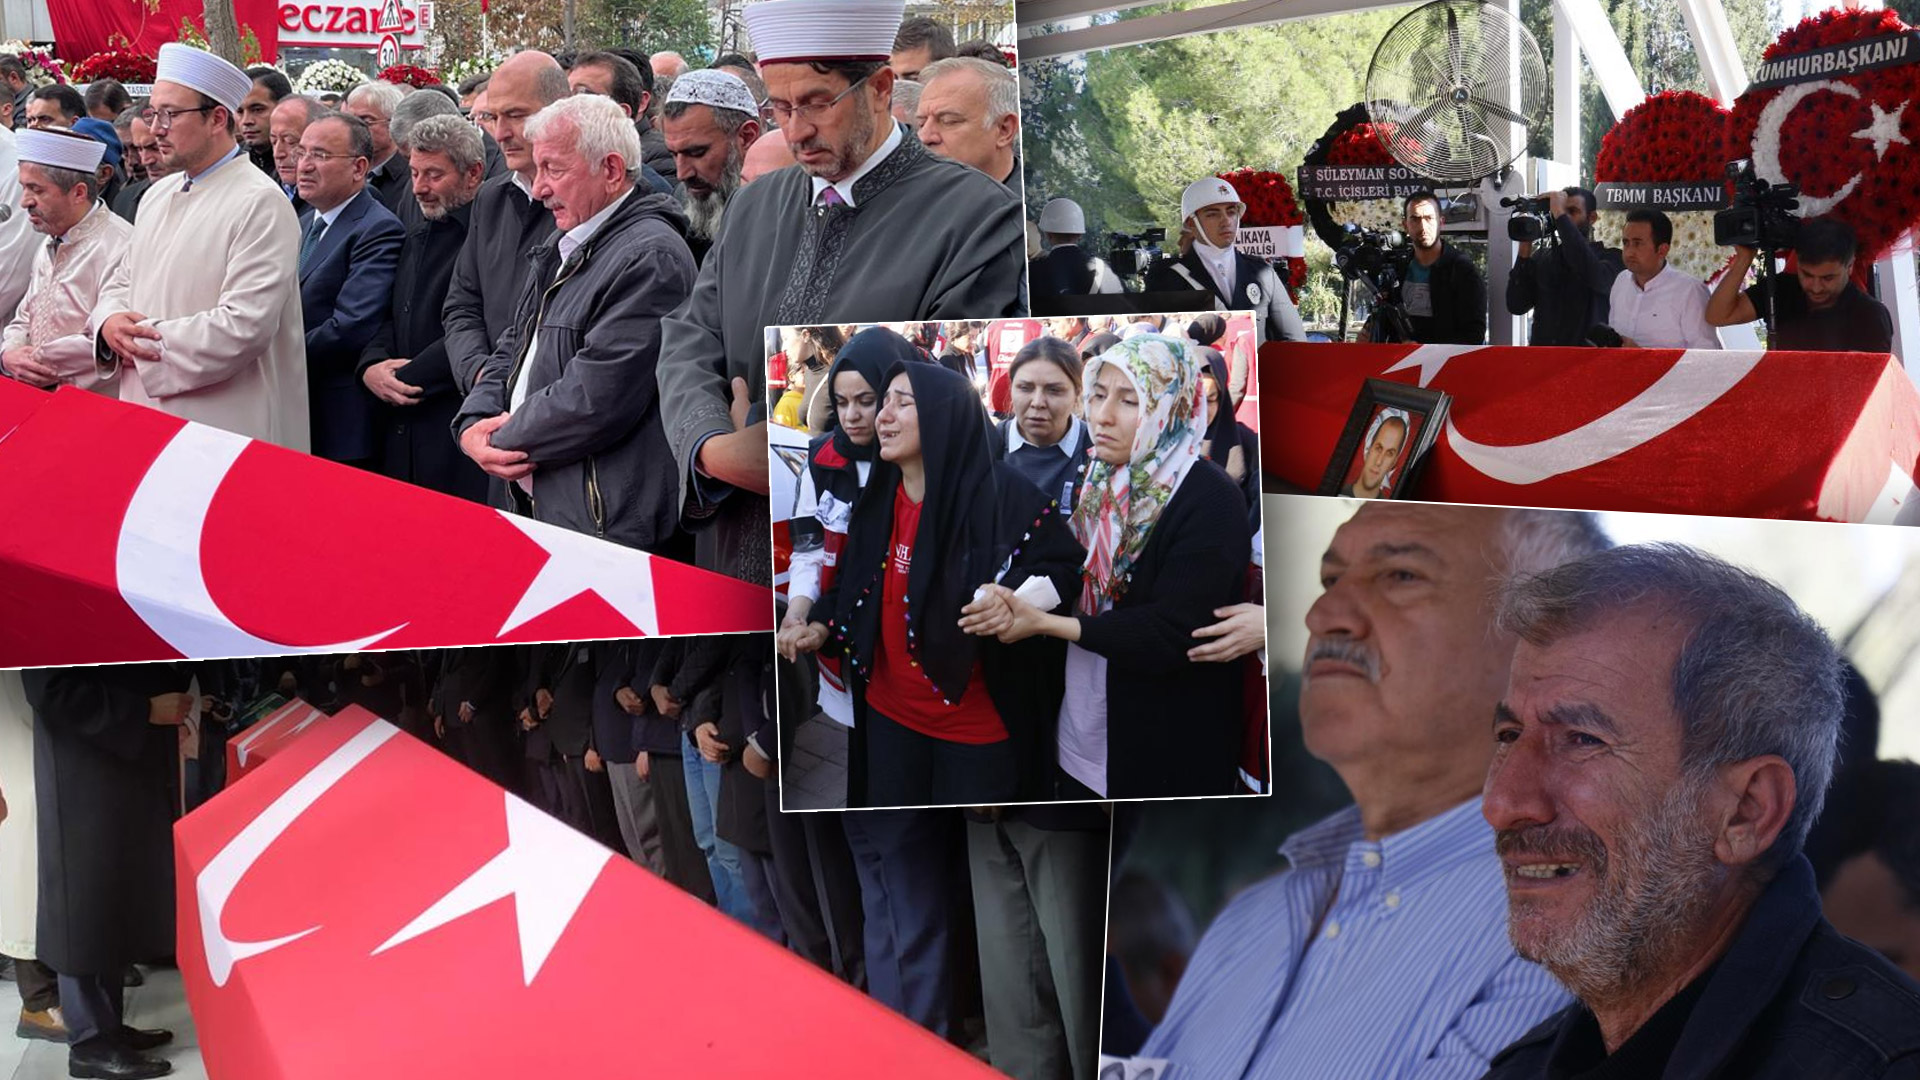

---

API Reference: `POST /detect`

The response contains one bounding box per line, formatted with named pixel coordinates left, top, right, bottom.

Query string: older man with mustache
left=1134, top=502, right=1602, bottom=1079
left=1482, top=544, right=1920, bottom=1078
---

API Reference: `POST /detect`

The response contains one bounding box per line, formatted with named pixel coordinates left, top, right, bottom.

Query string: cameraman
left=1393, top=190, right=1486, bottom=344
left=1029, top=197, right=1124, bottom=299
left=1505, top=187, right=1624, bottom=345
left=1705, top=217, right=1894, bottom=353
left=1145, top=175, right=1306, bottom=344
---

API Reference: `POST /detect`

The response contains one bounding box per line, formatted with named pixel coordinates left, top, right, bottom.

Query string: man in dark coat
left=1144, top=176, right=1306, bottom=346
left=612, top=639, right=714, bottom=903
left=25, top=665, right=192, bottom=1080
left=359, top=114, right=490, bottom=503
left=523, top=642, right=622, bottom=850
left=431, top=646, right=521, bottom=792
left=1505, top=186, right=1623, bottom=346
left=1484, top=544, right=1920, bottom=1078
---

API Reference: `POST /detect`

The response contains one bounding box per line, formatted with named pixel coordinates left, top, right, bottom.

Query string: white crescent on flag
left=115, top=424, right=408, bottom=656
left=1752, top=81, right=1863, bottom=217
left=1445, top=350, right=1769, bottom=484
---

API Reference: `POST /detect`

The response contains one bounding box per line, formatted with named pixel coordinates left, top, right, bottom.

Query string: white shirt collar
left=310, top=189, right=359, bottom=229
left=1631, top=262, right=1675, bottom=292
left=557, top=187, right=632, bottom=265
left=809, top=122, right=903, bottom=209
left=1007, top=414, right=1085, bottom=458
left=511, top=169, right=536, bottom=198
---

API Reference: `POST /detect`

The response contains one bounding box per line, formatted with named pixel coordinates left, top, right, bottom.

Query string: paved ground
left=781, top=712, right=849, bottom=811
left=2, top=965, right=206, bottom=1080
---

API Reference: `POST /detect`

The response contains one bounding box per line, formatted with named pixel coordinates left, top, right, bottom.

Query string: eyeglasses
left=766, top=74, right=870, bottom=125
left=293, top=148, right=361, bottom=165
left=145, top=105, right=217, bottom=131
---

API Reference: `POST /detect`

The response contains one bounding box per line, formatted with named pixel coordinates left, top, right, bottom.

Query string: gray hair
left=278, top=94, right=332, bottom=125
left=405, top=113, right=485, bottom=175
left=1498, top=509, right=1612, bottom=579
left=391, top=88, right=459, bottom=150
left=891, top=78, right=922, bottom=117
left=525, top=93, right=641, bottom=182
left=918, top=56, right=1019, bottom=126
left=23, top=161, right=96, bottom=200
left=345, top=80, right=405, bottom=119
left=1498, top=543, right=1844, bottom=873
left=660, top=97, right=753, bottom=136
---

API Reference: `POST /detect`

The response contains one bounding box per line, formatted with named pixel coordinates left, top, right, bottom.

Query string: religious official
left=657, top=0, right=1028, bottom=588
left=660, top=69, right=761, bottom=266
left=0, top=128, right=132, bottom=395
left=91, top=43, right=309, bottom=451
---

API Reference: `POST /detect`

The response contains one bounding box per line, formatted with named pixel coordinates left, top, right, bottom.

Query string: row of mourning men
left=0, top=0, right=1029, bottom=588
left=1098, top=499, right=1920, bottom=1080
left=1032, top=181, right=1897, bottom=355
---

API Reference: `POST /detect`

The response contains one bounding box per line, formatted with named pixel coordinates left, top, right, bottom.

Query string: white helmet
left=1180, top=176, right=1243, bottom=224
left=1037, top=197, right=1087, bottom=234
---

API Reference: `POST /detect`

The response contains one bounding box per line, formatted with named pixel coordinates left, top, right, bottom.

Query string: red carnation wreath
left=378, top=64, right=440, bottom=88
left=1592, top=90, right=1735, bottom=281
left=70, top=50, right=157, bottom=85
left=1217, top=168, right=1309, bottom=299
left=1300, top=104, right=1421, bottom=251
left=1727, top=7, right=1920, bottom=270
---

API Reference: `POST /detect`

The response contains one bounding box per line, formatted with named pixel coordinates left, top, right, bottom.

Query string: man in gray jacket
left=452, top=94, right=698, bottom=556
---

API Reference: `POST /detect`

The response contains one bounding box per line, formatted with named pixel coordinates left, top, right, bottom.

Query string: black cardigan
left=1075, top=461, right=1250, bottom=799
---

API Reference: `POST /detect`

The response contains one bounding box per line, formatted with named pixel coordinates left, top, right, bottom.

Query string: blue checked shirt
left=1139, top=798, right=1570, bottom=1079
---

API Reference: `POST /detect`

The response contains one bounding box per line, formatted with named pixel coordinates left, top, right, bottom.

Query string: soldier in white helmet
left=1028, top=196, right=1122, bottom=300
left=1146, top=175, right=1305, bottom=344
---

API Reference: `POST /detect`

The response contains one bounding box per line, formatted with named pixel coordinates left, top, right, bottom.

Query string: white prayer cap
left=1180, top=176, right=1243, bottom=223
left=665, top=69, right=759, bottom=117
left=155, top=42, right=253, bottom=113
left=1037, top=198, right=1085, bottom=234
left=743, top=0, right=906, bottom=65
left=17, top=127, right=105, bottom=173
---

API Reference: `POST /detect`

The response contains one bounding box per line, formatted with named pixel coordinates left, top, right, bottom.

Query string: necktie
left=817, top=186, right=845, bottom=207
left=298, top=216, right=326, bottom=273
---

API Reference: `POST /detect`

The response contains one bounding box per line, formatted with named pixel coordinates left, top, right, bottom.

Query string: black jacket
left=1487, top=855, right=1920, bottom=1078
left=453, top=188, right=698, bottom=552
left=433, top=645, right=518, bottom=740
left=1145, top=249, right=1305, bottom=345
left=110, top=177, right=153, bottom=223
left=1506, top=214, right=1624, bottom=345
left=443, top=172, right=557, bottom=394
left=359, top=199, right=489, bottom=503
left=1077, top=462, right=1249, bottom=799
left=636, top=119, right=675, bottom=181
left=368, top=152, right=411, bottom=215
left=525, top=641, right=598, bottom=758
left=1395, top=241, right=1487, bottom=345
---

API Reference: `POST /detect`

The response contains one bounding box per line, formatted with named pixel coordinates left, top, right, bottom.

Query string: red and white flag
left=177, top=705, right=999, bottom=1079
left=1260, top=344, right=1920, bottom=522
left=224, top=699, right=331, bottom=785
left=0, top=388, right=774, bottom=667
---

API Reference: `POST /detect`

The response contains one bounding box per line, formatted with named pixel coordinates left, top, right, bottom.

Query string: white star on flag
left=494, top=512, right=660, bottom=638
left=1852, top=100, right=1911, bottom=161
left=372, top=792, right=613, bottom=985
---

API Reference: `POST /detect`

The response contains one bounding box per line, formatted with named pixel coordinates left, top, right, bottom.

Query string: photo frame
left=1315, top=377, right=1451, bottom=501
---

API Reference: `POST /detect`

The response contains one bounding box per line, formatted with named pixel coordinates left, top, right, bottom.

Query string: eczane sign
left=277, top=0, right=428, bottom=54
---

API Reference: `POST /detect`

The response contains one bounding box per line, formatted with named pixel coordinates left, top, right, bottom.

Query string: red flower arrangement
left=70, top=50, right=156, bottom=85
left=1727, top=7, right=1920, bottom=270
left=1217, top=168, right=1308, bottom=297
left=1594, top=90, right=1733, bottom=281
left=1325, top=122, right=1400, bottom=167
left=378, top=63, right=440, bottom=88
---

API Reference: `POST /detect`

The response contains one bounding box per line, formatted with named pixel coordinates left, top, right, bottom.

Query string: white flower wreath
left=294, top=58, right=369, bottom=94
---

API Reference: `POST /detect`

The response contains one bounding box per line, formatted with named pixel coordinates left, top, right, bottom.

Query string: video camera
left=1333, top=225, right=1407, bottom=286
left=1713, top=159, right=1800, bottom=251
left=1500, top=194, right=1556, bottom=244
left=1108, top=228, right=1167, bottom=278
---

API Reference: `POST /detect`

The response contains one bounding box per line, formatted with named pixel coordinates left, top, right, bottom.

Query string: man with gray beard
left=659, top=70, right=760, bottom=267
left=1483, top=544, right=1920, bottom=1078
left=1133, top=502, right=1595, bottom=1079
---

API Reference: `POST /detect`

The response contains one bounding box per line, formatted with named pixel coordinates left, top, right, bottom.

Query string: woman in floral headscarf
left=975, top=334, right=1252, bottom=800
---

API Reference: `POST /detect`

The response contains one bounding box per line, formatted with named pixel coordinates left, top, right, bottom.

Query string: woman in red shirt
left=793, top=362, right=1083, bottom=807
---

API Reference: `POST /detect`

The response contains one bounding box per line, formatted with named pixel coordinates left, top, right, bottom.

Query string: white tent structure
left=1019, top=0, right=1919, bottom=372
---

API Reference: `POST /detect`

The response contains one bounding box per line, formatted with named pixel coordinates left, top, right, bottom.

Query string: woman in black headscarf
left=777, top=327, right=920, bottom=726
left=792, top=362, right=1083, bottom=807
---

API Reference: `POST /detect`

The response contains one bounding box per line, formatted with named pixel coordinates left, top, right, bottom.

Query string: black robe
left=25, top=664, right=189, bottom=975
left=657, top=124, right=1028, bottom=586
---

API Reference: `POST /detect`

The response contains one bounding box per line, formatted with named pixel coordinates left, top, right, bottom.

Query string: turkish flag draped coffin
left=0, top=387, right=773, bottom=667
left=0, top=373, right=49, bottom=441
left=224, top=699, right=331, bottom=786
left=177, top=706, right=998, bottom=1079
left=1260, top=344, right=1920, bottom=522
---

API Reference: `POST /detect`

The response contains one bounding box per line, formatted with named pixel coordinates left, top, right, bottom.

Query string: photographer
left=1706, top=217, right=1893, bottom=354
left=1606, top=209, right=1720, bottom=349
left=1029, top=197, right=1124, bottom=299
left=1145, top=176, right=1305, bottom=344
left=1505, top=187, right=1624, bottom=346
left=1393, top=190, right=1486, bottom=344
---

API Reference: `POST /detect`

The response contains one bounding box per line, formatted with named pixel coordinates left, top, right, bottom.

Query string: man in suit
left=1146, top=176, right=1306, bottom=344
left=294, top=113, right=403, bottom=468
left=344, top=81, right=410, bottom=213
left=524, top=642, right=622, bottom=849
left=268, top=95, right=326, bottom=216
left=358, top=114, right=488, bottom=503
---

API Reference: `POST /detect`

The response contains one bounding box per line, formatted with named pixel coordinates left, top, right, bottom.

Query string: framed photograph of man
left=1316, top=378, right=1450, bottom=500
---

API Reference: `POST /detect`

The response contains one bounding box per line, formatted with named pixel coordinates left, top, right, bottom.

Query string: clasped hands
left=958, top=584, right=1044, bottom=643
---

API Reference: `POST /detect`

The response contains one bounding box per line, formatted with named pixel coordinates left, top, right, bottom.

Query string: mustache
left=1496, top=824, right=1610, bottom=874
left=1305, top=637, right=1380, bottom=682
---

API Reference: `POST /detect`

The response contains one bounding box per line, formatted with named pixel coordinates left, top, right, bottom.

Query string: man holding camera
left=1705, top=217, right=1893, bottom=354
left=1605, top=209, right=1720, bottom=349
left=1393, top=190, right=1485, bottom=345
left=1145, top=175, right=1305, bottom=344
left=1505, top=187, right=1623, bottom=346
